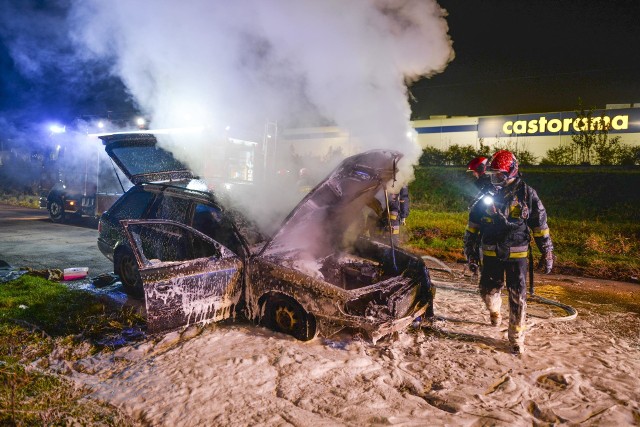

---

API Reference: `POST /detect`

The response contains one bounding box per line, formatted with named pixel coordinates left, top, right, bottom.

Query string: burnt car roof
left=99, top=133, right=195, bottom=185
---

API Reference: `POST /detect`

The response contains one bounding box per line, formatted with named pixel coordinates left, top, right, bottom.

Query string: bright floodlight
left=483, top=195, right=494, bottom=205
left=49, top=124, right=65, bottom=134
left=136, top=117, right=146, bottom=126
left=97, top=121, right=105, bottom=129
left=225, top=125, right=231, bottom=131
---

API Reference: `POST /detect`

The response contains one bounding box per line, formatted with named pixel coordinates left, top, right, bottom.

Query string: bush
left=617, top=144, right=640, bottom=166
left=419, top=146, right=448, bottom=166
left=540, top=145, right=575, bottom=165
left=418, top=142, right=537, bottom=167
left=445, top=144, right=478, bottom=166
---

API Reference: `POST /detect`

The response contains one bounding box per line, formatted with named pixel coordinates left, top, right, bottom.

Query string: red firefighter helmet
left=489, top=150, right=519, bottom=179
left=466, top=156, right=488, bottom=176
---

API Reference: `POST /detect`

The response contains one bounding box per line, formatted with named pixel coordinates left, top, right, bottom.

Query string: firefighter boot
left=483, top=293, right=502, bottom=327
left=508, top=324, right=526, bottom=356
left=490, top=311, right=502, bottom=327
left=509, top=341, right=525, bottom=356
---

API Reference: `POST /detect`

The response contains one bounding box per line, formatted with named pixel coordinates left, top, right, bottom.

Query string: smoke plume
left=69, top=1, right=452, bottom=184
left=1, top=0, right=453, bottom=230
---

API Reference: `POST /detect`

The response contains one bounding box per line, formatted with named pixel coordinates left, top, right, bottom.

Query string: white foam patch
left=72, top=280, right=640, bottom=425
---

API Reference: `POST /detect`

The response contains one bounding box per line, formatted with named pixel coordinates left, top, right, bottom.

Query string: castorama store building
left=277, top=105, right=640, bottom=162
left=412, top=104, right=640, bottom=160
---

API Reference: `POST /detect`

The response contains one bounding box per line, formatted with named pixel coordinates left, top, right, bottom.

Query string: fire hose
left=423, top=255, right=577, bottom=322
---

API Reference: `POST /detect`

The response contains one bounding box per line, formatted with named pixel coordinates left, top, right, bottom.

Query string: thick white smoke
left=69, top=0, right=453, bottom=227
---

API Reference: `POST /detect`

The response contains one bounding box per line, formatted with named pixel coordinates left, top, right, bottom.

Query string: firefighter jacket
left=463, top=178, right=553, bottom=262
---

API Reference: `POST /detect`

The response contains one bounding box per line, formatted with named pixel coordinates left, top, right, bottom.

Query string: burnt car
left=98, top=133, right=434, bottom=342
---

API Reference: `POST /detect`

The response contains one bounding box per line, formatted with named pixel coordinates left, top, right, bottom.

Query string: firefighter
left=465, top=156, right=495, bottom=267
left=463, top=150, right=554, bottom=355
left=382, top=185, right=410, bottom=244
left=466, top=156, right=490, bottom=190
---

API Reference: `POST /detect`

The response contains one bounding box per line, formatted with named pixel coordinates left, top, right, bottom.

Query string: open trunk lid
left=99, top=133, right=195, bottom=185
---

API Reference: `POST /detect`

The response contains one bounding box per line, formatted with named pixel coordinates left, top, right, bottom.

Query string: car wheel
left=48, top=199, right=65, bottom=223
left=264, top=295, right=316, bottom=341
left=114, top=247, right=143, bottom=297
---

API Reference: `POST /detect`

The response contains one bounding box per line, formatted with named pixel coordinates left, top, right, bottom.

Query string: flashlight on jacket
left=482, top=190, right=495, bottom=206
left=482, top=190, right=497, bottom=215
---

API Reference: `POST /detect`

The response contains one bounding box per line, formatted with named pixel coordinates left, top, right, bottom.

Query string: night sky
left=0, top=1, right=137, bottom=134
left=1, top=0, right=640, bottom=133
left=409, top=0, right=640, bottom=118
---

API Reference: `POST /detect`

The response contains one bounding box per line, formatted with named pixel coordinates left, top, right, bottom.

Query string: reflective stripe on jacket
left=482, top=244, right=529, bottom=259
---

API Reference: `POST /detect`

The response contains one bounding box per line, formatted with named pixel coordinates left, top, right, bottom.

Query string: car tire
left=48, top=198, right=65, bottom=223
left=264, top=295, right=316, bottom=341
left=114, top=247, right=143, bottom=297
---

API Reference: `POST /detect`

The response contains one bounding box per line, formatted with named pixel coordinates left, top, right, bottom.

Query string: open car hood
left=262, top=149, right=402, bottom=259
left=99, top=133, right=195, bottom=185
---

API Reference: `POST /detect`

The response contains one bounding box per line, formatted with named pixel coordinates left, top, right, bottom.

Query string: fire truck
left=39, top=134, right=131, bottom=223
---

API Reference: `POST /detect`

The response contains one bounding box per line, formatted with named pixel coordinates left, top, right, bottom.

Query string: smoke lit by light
left=49, top=124, right=66, bottom=134
left=67, top=0, right=452, bottom=230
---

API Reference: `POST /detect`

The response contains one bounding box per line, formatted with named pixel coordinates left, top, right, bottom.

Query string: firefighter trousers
left=479, top=256, right=528, bottom=345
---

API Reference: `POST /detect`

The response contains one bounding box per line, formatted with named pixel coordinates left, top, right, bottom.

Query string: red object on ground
left=63, top=267, right=89, bottom=281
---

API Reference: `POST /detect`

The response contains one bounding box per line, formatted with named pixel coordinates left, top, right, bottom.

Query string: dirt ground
left=62, top=266, right=639, bottom=426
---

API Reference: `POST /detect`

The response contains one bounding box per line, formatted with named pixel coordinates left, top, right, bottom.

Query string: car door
left=121, top=219, right=244, bottom=333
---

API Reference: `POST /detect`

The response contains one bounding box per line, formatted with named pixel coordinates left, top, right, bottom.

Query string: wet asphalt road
left=0, top=204, right=113, bottom=276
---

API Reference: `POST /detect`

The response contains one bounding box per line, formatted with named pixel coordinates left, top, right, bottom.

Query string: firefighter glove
left=539, top=251, right=554, bottom=274
left=400, top=218, right=406, bottom=226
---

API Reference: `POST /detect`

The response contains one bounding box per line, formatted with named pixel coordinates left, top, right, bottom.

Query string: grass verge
left=0, top=275, right=144, bottom=426
left=404, top=210, right=640, bottom=282
left=405, top=166, right=640, bottom=282
left=0, top=192, right=39, bottom=209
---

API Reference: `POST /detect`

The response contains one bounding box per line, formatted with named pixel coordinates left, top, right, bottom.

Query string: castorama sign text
left=478, top=108, right=640, bottom=138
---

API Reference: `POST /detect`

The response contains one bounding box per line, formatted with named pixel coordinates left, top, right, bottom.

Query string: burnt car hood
left=99, top=133, right=195, bottom=185
left=262, top=149, right=402, bottom=259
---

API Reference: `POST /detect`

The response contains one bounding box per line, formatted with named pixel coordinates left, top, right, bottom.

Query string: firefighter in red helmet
left=463, top=150, right=554, bottom=355
left=466, top=155, right=494, bottom=212
left=467, top=156, right=488, bottom=175
left=467, top=156, right=491, bottom=191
